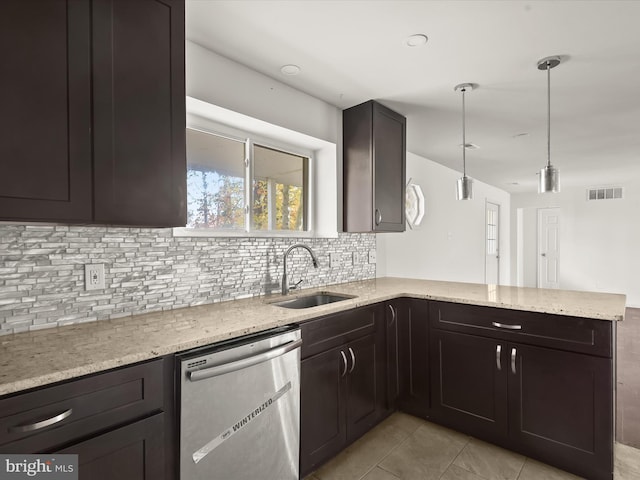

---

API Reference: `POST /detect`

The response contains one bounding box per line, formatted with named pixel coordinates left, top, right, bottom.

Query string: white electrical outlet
left=85, top=264, right=105, bottom=291
left=368, top=250, right=377, bottom=264
left=329, top=253, right=340, bottom=268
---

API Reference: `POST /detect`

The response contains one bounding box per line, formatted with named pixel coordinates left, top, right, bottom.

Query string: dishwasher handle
left=188, top=338, right=302, bottom=382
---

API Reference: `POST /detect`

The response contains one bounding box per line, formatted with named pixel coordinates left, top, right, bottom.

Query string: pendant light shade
left=537, top=56, right=561, bottom=193
left=454, top=83, right=476, bottom=200
left=456, top=175, right=473, bottom=200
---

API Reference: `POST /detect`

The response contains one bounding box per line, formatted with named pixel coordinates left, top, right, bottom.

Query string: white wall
left=187, top=41, right=339, bottom=144
left=378, top=152, right=511, bottom=285
left=511, top=182, right=640, bottom=307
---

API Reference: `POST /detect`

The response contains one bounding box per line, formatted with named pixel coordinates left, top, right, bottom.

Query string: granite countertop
left=0, top=277, right=627, bottom=396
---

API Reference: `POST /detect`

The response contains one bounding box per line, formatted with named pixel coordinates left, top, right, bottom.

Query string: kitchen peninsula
left=0, top=278, right=625, bottom=480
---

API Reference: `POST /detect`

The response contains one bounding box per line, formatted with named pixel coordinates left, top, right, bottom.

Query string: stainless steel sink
left=271, top=292, right=356, bottom=309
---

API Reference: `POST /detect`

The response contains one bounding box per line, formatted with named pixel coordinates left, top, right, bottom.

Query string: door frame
left=484, top=200, right=501, bottom=285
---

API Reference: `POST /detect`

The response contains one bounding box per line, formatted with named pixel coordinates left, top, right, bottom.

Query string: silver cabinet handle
left=511, top=347, right=517, bottom=374
left=340, top=350, right=348, bottom=377
left=375, top=209, right=382, bottom=225
left=348, top=347, right=356, bottom=373
left=496, top=345, right=502, bottom=371
left=388, top=304, right=397, bottom=326
left=189, top=339, right=302, bottom=382
left=9, top=408, right=73, bottom=434
left=492, top=322, right=522, bottom=330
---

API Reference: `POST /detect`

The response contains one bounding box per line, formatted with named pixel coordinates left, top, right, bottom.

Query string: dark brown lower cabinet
left=300, top=344, right=347, bottom=473
left=0, top=358, right=173, bottom=480
left=300, top=305, right=385, bottom=477
left=510, top=343, right=613, bottom=480
left=430, top=330, right=508, bottom=443
left=57, top=414, right=165, bottom=480
left=396, top=299, right=430, bottom=419
left=430, top=327, right=613, bottom=480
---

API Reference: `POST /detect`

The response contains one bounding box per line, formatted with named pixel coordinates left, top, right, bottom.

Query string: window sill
left=172, top=227, right=339, bottom=239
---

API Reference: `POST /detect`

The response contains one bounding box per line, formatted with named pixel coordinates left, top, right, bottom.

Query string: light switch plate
left=85, top=264, right=105, bottom=291
left=368, top=250, right=377, bottom=264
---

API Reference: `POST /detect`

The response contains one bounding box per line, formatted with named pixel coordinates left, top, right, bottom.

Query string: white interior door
left=537, top=208, right=560, bottom=289
left=485, top=202, right=500, bottom=284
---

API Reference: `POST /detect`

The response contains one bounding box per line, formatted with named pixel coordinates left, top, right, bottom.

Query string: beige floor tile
left=440, top=464, right=486, bottom=480
left=378, top=421, right=469, bottom=480
left=360, top=467, right=401, bottom=480
left=615, top=442, right=640, bottom=480
left=517, top=458, right=584, bottom=480
left=452, top=438, right=525, bottom=480
left=382, top=411, right=425, bottom=436
left=314, top=416, right=412, bottom=480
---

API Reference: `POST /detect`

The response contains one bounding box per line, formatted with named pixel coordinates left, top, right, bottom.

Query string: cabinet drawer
left=430, top=301, right=612, bottom=357
left=0, top=359, right=164, bottom=452
left=300, top=305, right=380, bottom=359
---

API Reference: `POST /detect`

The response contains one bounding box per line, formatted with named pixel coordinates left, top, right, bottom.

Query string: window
left=185, top=127, right=310, bottom=233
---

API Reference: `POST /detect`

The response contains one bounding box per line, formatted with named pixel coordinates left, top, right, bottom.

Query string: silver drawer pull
left=348, top=347, right=356, bottom=373
left=492, top=322, right=522, bottom=330
left=9, top=408, right=73, bottom=434
left=511, top=347, right=517, bottom=374
left=340, top=350, right=348, bottom=377
left=496, top=345, right=502, bottom=371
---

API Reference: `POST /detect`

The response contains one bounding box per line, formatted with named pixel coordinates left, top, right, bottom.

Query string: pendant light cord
left=462, top=87, right=466, bottom=177
left=547, top=60, right=551, bottom=168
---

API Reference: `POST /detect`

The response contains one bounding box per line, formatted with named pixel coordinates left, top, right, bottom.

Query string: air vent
left=187, top=359, right=207, bottom=369
left=587, top=186, right=623, bottom=201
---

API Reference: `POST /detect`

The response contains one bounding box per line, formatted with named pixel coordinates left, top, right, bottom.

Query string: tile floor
left=305, top=412, right=640, bottom=480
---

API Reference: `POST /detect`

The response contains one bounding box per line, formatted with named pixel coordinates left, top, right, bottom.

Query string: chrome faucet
left=282, top=244, right=320, bottom=295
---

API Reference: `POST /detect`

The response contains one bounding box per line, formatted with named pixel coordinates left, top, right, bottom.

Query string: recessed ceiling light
left=406, top=34, right=428, bottom=47
left=280, top=64, right=301, bottom=76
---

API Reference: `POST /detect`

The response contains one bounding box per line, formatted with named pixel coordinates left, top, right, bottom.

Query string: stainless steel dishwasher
left=177, top=325, right=301, bottom=480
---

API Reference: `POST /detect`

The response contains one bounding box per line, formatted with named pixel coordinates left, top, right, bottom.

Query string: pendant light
left=537, top=56, right=562, bottom=193
left=454, top=83, right=475, bottom=200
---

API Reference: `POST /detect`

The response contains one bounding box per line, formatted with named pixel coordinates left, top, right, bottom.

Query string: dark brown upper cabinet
left=343, top=100, right=406, bottom=232
left=0, top=0, right=92, bottom=222
left=0, top=0, right=186, bottom=227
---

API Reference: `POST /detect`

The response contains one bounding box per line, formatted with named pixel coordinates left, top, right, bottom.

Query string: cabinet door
left=0, top=0, right=92, bottom=222
left=92, top=0, right=186, bottom=227
left=386, top=302, right=401, bottom=411
left=509, top=343, right=613, bottom=479
left=343, top=100, right=406, bottom=233
left=430, top=330, right=508, bottom=442
left=300, top=345, right=347, bottom=476
left=346, top=333, right=385, bottom=442
left=57, top=414, right=165, bottom=480
left=372, top=102, right=406, bottom=232
left=397, top=299, right=430, bottom=418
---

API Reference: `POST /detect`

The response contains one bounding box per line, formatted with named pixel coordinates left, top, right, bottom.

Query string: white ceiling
left=186, top=0, right=640, bottom=193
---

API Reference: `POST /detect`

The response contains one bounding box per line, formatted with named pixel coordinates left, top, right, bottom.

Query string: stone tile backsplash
left=0, top=225, right=376, bottom=335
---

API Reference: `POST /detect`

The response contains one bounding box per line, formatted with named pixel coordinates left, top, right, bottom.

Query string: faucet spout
left=282, top=244, right=320, bottom=295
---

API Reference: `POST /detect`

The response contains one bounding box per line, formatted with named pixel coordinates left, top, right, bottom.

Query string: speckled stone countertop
left=0, top=277, right=626, bottom=396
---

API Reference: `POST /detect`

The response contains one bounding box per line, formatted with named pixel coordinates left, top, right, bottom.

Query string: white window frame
left=176, top=119, right=315, bottom=238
